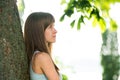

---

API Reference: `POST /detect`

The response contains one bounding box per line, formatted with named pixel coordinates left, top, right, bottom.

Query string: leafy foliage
left=60, top=0, right=120, bottom=32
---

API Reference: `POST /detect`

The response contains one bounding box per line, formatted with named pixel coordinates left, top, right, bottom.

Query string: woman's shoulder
left=34, top=51, right=50, bottom=58
left=34, top=51, right=51, bottom=63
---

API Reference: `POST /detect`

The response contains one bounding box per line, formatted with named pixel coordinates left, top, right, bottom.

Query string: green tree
left=60, top=0, right=120, bottom=80
left=0, top=0, right=29, bottom=80
left=101, top=29, right=120, bottom=80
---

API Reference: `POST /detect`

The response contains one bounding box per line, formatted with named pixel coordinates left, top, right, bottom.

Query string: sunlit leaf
left=60, top=14, right=65, bottom=21
left=77, top=18, right=81, bottom=30
left=90, top=8, right=95, bottom=18
left=92, top=16, right=97, bottom=27
left=89, top=7, right=101, bottom=20
left=17, top=0, right=25, bottom=12
left=110, top=19, right=118, bottom=31
left=60, top=0, right=66, bottom=5
left=70, top=20, right=75, bottom=28
left=62, top=74, right=68, bottom=80
left=101, top=2, right=110, bottom=11
left=98, top=18, right=106, bottom=33
left=77, top=15, right=84, bottom=30
left=80, top=15, right=84, bottom=23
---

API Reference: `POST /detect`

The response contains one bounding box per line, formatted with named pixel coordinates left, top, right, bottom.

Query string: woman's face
left=45, top=23, right=57, bottom=43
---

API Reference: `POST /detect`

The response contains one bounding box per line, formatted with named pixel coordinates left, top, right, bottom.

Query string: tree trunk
left=0, top=0, right=29, bottom=80
left=101, top=29, right=120, bottom=80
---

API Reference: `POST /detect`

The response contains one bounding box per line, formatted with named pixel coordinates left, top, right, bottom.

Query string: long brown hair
left=24, top=12, right=59, bottom=71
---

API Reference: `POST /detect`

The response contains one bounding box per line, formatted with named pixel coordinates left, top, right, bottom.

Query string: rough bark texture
left=0, top=0, right=29, bottom=80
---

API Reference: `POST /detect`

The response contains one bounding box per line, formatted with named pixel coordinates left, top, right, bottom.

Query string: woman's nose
left=53, top=28, right=57, bottom=33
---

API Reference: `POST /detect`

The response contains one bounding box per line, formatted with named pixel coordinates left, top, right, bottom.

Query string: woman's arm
left=37, top=52, right=60, bottom=80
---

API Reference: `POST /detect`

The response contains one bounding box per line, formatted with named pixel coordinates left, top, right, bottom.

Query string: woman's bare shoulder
left=35, top=52, right=52, bottom=63
left=35, top=52, right=50, bottom=58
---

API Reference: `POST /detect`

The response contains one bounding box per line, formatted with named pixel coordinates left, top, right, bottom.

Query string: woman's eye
left=50, top=24, right=54, bottom=28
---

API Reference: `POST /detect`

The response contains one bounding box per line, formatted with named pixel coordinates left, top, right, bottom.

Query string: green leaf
left=90, top=7, right=101, bottom=20
left=77, top=17, right=81, bottom=30
left=60, top=0, right=66, bottom=5
left=98, top=18, right=106, bottom=33
left=17, top=0, right=25, bottom=12
left=110, top=19, right=118, bottom=31
left=92, top=16, right=98, bottom=27
left=70, top=20, right=75, bottom=28
left=78, top=0, right=91, bottom=9
left=77, top=15, right=84, bottom=30
left=64, top=8, right=74, bottom=17
left=62, top=74, right=68, bottom=80
left=60, top=14, right=65, bottom=21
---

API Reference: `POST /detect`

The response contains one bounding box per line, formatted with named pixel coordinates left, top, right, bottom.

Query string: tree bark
left=0, top=0, right=29, bottom=80
left=101, top=29, right=120, bottom=80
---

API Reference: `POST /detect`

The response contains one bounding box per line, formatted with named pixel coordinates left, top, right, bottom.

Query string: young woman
left=24, top=12, right=62, bottom=80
